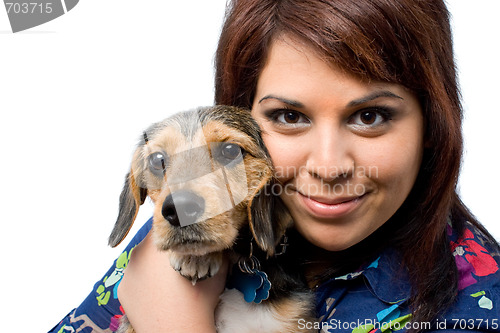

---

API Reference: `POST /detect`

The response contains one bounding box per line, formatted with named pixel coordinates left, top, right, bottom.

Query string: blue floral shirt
left=314, top=222, right=500, bottom=332
left=49, top=220, right=500, bottom=332
left=49, top=219, right=154, bottom=333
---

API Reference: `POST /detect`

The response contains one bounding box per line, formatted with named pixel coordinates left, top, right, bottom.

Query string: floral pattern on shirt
left=450, top=226, right=499, bottom=290
left=316, top=222, right=500, bottom=332
left=49, top=219, right=153, bottom=333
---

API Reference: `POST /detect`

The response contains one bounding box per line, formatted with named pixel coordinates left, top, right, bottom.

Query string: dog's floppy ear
left=108, top=171, right=147, bottom=247
left=248, top=173, right=292, bottom=257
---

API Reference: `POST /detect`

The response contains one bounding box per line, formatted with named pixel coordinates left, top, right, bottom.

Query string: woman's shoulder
left=313, top=220, right=500, bottom=332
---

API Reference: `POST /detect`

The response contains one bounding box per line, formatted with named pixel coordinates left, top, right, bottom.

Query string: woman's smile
left=298, top=191, right=367, bottom=219
left=278, top=181, right=371, bottom=219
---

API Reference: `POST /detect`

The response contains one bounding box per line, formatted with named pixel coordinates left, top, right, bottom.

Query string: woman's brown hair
left=214, top=0, right=497, bottom=328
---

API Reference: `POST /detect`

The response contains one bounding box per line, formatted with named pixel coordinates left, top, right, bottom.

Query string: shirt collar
left=319, top=247, right=411, bottom=305
left=361, top=248, right=411, bottom=304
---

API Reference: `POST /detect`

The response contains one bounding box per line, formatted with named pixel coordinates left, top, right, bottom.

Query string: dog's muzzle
left=162, top=191, right=205, bottom=227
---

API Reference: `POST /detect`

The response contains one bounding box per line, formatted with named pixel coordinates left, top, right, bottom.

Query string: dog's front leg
left=169, top=251, right=223, bottom=284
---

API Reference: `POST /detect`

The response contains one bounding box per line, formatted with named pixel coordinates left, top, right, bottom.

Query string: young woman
left=213, top=0, right=500, bottom=330
left=50, top=0, right=500, bottom=332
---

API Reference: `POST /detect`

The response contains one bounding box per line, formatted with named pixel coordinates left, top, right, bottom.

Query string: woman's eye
left=148, top=152, right=168, bottom=175
left=273, top=110, right=309, bottom=126
left=350, top=109, right=392, bottom=127
left=359, top=111, right=378, bottom=125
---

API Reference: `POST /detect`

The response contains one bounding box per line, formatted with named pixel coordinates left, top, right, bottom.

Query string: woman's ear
left=108, top=170, right=147, bottom=247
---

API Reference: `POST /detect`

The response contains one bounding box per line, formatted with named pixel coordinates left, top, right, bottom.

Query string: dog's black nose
left=162, top=191, right=205, bottom=227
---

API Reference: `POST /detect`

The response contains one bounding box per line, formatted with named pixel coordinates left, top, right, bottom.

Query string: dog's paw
left=169, top=251, right=223, bottom=284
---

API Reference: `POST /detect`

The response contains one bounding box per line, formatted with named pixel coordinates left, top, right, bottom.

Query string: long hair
left=214, top=0, right=497, bottom=328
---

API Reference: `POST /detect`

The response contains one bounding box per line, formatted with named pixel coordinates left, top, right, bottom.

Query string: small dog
left=109, top=106, right=315, bottom=333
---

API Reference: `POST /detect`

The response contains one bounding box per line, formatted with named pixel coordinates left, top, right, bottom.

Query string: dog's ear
left=248, top=174, right=292, bottom=257
left=108, top=171, right=147, bottom=247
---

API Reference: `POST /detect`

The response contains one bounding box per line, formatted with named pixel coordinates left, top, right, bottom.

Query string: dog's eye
left=148, top=152, right=168, bottom=175
left=214, top=143, right=244, bottom=165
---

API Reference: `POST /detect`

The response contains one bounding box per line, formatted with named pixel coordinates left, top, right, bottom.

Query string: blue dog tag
left=253, top=270, right=271, bottom=303
left=227, top=265, right=271, bottom=304
left=227, top=265, right=264, bottom=303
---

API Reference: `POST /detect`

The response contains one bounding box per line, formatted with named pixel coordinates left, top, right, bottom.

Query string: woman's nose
left=305, top=129, right=354, bottom=182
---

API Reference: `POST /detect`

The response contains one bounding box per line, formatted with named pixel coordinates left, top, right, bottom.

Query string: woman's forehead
left=255, top=38, right=418, bottom=108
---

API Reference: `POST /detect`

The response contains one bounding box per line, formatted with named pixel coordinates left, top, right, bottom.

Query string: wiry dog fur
left=109, top=106, right=315, bottom=333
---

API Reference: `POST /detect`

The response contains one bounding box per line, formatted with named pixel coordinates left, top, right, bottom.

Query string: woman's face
left=251, top=38, right=425, bottom=251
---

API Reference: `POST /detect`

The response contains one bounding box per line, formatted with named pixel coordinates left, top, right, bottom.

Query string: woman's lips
left=297, top=192, right=366, bottom=219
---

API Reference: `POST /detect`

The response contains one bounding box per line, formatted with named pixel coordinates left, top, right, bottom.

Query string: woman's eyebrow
left=258, top=91, right=402, bottom=108
left=347, top=90, right=404, bottom=107
left=258, top=95, right=305, bottom=108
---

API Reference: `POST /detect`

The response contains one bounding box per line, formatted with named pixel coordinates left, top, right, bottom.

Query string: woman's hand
left=118, top=233, right=228, bottom=332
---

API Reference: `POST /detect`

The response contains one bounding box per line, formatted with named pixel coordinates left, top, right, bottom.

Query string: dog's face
left=109, top=106, right=291, bottom=257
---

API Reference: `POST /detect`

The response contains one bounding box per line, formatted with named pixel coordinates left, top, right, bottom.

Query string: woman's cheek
left=362, top=140, right=422, bottom=198
left=263, top=134, right=304, bottom=181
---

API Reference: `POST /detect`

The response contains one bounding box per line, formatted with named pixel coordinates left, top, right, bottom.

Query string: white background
left=0, top=1, right=498, bottom=331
